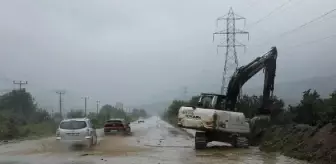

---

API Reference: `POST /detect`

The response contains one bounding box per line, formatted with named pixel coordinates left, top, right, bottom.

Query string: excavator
left=177, top=47, right=278, bottom=149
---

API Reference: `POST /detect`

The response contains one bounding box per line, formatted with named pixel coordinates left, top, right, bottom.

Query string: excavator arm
left=225, top=47, right=278, bottom=115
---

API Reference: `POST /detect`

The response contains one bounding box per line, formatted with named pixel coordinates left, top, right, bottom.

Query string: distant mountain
left=138, top=75, right=336, bottom=114
left=244, top=75, right=336, bottom=105
left=136, top=101, right=172, bottom=115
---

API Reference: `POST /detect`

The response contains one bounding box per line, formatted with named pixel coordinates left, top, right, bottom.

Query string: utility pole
left=213, top=7, right=249, bottom=95
left=56, top=91, right=65, bottom=118
left=13, top=81, right=28, bottom=90
left=82, top=97, right=89, bottom=117
left=183, top=86, right=188, bottom=100
left=96, top=100, right=100, bottom=115
left=12, top=81, right=28, bottom=122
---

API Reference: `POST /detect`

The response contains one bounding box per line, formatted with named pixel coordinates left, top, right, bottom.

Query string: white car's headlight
left=56, top=129, right=60, bottom=137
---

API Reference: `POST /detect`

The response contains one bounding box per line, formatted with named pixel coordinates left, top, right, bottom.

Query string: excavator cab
left=197, top=93, right=227, bottom=110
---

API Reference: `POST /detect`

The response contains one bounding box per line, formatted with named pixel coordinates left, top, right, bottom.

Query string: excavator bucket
left=250, top=115, right=270, bottom=127
left=249, top=115, right=271, bottom=144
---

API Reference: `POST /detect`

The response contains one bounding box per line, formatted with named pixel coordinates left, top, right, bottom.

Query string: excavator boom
left=225, top=47, right=278, bottom=114
left=177, top=47, right=278, bottom=149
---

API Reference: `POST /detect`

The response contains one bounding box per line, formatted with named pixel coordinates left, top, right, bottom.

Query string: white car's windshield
left=60, top=121, right=87, bottom=130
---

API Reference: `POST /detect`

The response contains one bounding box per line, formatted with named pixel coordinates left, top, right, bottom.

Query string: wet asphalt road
left=0, top=116, right=310, bottom=164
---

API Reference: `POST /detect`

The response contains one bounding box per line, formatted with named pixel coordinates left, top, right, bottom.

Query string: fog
left=0, top=0, right=335, bottom=111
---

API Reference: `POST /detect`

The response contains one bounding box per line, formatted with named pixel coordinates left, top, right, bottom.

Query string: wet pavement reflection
left=0, top=116, right=310, bottom=164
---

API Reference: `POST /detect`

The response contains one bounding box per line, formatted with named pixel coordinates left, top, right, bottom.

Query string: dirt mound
left=260, top=123, right=336, bottom=163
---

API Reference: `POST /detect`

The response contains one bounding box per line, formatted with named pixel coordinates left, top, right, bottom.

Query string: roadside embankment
left=0, top=121, right=57, bottom=144
left=177, top=122, right=336, bottom=163
left=260, top=123, right=336, bottom=163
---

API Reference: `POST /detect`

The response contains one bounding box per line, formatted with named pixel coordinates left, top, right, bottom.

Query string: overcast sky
left=0, top=0, right=335, bottom=111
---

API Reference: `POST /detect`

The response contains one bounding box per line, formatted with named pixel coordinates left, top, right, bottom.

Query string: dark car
left=104, top=119, right=131, bottom=135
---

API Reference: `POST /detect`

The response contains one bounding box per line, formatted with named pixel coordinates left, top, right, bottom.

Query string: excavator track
left=232, top=136, right=249, bottom=148
left=195, top=131, right=207, bottom=150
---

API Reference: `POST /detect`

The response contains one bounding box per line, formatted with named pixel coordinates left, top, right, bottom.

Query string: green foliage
left=68, top=104, right=150, bottom=128
left=98, top=104, right=128, bottom=121
left=0, top=90, right=56, bottom=140
left=289, top=89, right=336, bottom=126
left=131, top=108, right=148, bottom=118
left=161, top=99, right=189, bottom=125
left=20, top=121, right=57, bottom=139
left=189, top=96, right=200, bottom=106
left=66, top=109, right=85, bottom=118
left=236, top=95, right=285, bottom=118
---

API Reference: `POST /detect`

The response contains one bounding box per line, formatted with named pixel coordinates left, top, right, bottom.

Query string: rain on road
left=0, top=116, right=310, bottom=164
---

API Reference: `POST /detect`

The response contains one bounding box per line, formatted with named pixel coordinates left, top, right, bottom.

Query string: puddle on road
left=88, top=135, right=150, bottom=157
left=1, top=135, right=150, bottom=157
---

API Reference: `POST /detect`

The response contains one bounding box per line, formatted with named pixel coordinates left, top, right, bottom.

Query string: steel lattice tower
left=213, top=7, right=249, bottom=94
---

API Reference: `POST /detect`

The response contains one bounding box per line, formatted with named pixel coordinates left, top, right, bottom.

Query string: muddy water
left=0, top=116, right=310, bottom=164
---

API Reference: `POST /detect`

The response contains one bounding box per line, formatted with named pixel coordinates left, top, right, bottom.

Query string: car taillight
left=86, top=129, right=91, bottom=136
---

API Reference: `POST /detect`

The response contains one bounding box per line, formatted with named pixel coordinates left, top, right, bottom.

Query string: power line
left=252, top=8, right=336, bottom=47
left=286, top=33, right=336, bottom=49
left=277, top=8, right=336, bottom=38
left=247, top=0, right=293, bottom=29
left=240, top=0, right=262, bottom=13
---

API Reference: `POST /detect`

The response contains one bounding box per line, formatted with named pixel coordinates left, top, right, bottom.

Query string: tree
left=162, top=99, right=189, bottom=125
left=188, top=96, right=200, bottom=106
left=87, top=112, right=97, bottom=119
left=30, top=108, right=50, bottom=123
left=98, top=104, right=130, bottom=122
left=139, top=109, right=147, bottom=117
left=66, top=110, right=85, bottom=118
left=0, top=90, right=38, bottom=125
left=132, top=108, right=140, bottom=117
left=235, top=95, right=284, bottom=119
left=0, top=90, right=54, bottom=140
left=290, top=89, right=326, bottom=125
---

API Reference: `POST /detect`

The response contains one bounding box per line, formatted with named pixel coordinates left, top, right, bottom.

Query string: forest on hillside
left=162, top=89, right=336, bottom=127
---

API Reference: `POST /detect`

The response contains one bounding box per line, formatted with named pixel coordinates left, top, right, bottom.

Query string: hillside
left=136, top=101, right=172, bottom=115
left=138, top=75, right=336, bottom=114
left=245, top=75, right=336, bottom=105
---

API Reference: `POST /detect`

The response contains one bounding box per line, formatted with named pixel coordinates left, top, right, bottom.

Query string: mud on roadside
left=260, top=123, right=336, bottom=164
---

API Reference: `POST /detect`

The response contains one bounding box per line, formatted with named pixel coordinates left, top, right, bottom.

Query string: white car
left=56, top=118, right=98, bottom=148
